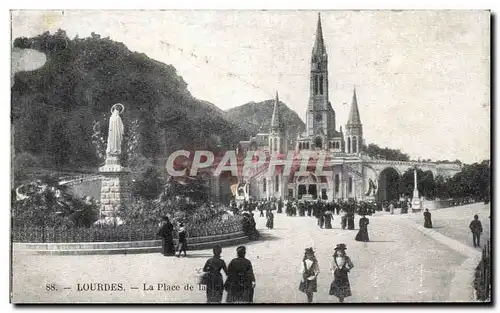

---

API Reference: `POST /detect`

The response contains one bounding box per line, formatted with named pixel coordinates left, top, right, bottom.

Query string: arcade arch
left=377, top=167, right=401, bottom=203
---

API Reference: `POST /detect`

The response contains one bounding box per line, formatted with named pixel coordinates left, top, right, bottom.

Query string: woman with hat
left=202, top=245, right=228, bottom=303
left=355, top=215, right=370, bottom=242
left=298, top=247, right=320, bottom=303
left=329, top=244, right=354, bottom=303
left=225, top=246, right=256, bottom=303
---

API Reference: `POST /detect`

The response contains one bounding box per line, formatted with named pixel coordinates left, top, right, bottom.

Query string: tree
left=432, top=160, right=490, bottom=200
left=362, top=143, right=410, bottom=161
left=131, top=166, right=164, bottom=201
left=399, top=168, right=435, bottom=199
left=12, top=175, right=99, bottom=237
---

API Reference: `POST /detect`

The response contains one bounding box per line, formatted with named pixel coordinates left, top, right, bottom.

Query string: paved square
left=11, top=204, right=486, bottom=303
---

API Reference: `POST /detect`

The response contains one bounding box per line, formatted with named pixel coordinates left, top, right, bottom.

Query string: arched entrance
left=315, top=137, right=322, bottom=149
left=296, top=173, right=318, bottom=199
left=377, top=167, right=400, bottom=202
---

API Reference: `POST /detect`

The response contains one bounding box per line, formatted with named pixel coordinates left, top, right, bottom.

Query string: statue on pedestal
left=96, top=103, right=130, bottom=224
left=99, top=104, right=127, bottom=172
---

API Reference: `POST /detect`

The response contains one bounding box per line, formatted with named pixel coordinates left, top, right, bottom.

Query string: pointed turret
left=270, top=91, right=283, bottom=132
left=345, top=87, right=363, bottom=154
left=269, top=91, right=287, bottom=154
left=312, top=13, right=326, bottom=56
left=347, top=87, right=361, bottom=125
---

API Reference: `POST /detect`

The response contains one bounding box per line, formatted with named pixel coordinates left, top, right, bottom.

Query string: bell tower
left=269, top=91, right=287, bottom=154
left=306, top=13, right=330, bottom=149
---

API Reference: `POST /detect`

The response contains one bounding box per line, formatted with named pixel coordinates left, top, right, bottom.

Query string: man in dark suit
left=225, top=246, right=256, bottom=303
left=469, top=215, right=483, bottom=248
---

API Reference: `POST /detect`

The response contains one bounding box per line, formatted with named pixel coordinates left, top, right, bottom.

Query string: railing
left=475, top=240, right=491, bottom=301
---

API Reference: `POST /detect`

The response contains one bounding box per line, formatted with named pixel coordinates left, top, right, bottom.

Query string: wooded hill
left=12, top=30, right=251, bottom=174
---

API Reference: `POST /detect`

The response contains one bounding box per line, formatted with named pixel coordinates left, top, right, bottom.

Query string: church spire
left=347, top=86, right=361, bottom=125
left=312, top=13, right=326, bottom=56
left=270, top=91, right=283, bottom=131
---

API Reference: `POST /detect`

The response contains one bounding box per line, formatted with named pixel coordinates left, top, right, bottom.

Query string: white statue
left=106, top=104, right=124, bottom=156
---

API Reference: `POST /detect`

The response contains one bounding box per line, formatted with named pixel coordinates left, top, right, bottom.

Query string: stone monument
left=411, top=165, right=422, bottom=212
left=98, top=103, right=130, bottom=218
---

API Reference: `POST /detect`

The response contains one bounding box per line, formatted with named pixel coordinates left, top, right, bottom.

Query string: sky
left=11, top=10, right=490, bottom=164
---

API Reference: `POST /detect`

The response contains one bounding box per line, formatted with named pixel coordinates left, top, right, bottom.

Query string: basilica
left=235, top=13, right=460, bottom=203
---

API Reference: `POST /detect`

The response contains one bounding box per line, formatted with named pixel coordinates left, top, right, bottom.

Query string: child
left=176, top=223, right=188, bottom=257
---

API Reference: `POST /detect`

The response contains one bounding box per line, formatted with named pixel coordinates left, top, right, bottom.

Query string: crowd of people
left=230, top=197, right=374, bottom=242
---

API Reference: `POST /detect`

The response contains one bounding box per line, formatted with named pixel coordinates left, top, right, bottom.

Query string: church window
left=313, top=75, right=318, bottom=95
left=274, top=138, right=278, bottom=152
left=348, top=177, right=353, bottom=193
left=335, top=174, right=339, bottom=192
left=335, top=142, right=339, bottom=149
left=352, top=136, right=357, bottom=153
left=319, top=75, right=323, bottom=95
left=275, top=176, right=279, bottom=192
left=263, top=179, right=266, bottom=192
left=347, top=137, right=351, bottom=153
left=306, top=142, right=310, bottom=149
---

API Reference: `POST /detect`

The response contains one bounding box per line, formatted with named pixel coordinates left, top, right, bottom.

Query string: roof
left=347, top=87, right=362, bottom=125
left=312, top=13, right=326, bottom=56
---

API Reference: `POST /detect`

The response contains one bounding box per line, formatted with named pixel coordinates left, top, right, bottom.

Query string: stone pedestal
left=412, top=189, right=422, bottom=212
left=99, top=155, right=130, bottom=218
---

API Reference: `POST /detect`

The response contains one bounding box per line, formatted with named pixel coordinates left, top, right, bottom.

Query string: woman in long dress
left=423, top=209, right=433, bottom=228
left=157, top=216, right=175, bottom=256
left=266, top=211, right=274, bottom=229
left=298, top=247, right=319, bottom=303
left=329, top=244, right=354, bottom=303
left=355, top=215, right=370, bottom=242
left=225, top=246, right=256, bottom=303
left=324, top=210, right=333, bottom=229
left=202, top=245, right=228, bottom=303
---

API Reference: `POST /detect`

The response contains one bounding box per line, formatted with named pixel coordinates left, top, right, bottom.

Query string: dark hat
left=161, top=216, right=169, bottom=221
left=304, top=247, right=315, bottom=255
left=334, top=244, right=347, bottom=251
